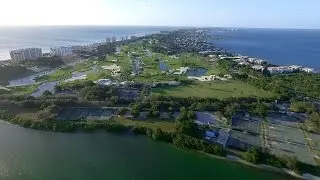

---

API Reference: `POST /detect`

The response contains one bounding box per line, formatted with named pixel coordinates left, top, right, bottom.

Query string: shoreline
left=197, top=151, right=304, bottom=179
left=1, top=118, right=318, bottom=180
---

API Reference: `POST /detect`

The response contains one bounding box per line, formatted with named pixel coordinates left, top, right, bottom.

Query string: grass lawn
left=74, top=61, right=95, bottom=72
left=35, top=66, right=73, bottom=82
left=8, top=84, right=39, bottom=95
left=16, top=110, right=39, bottom=121
left=115, top=117, right=176, bottom=132
left=152, top=80, right=275, bottom=99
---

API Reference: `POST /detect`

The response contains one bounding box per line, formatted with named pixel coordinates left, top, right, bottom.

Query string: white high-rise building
left=50, top=46, right=73, bottom=56
left=111, top=36, right=117, bottom=42
left=10, top=48, right=42, bottom=61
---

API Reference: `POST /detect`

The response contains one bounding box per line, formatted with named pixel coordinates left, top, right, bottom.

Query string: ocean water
left=1, top=27, right=319, bottom=68
left=0, top=26, right=176, bottom=60
left=210, top=28, right=320, bottom=68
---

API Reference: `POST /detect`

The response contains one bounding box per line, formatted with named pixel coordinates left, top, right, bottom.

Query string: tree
left=152, top=128, right=163, bottom=140
left=223, top=103, right=239, bottom=124
left=251, top=102, right=269, bottom=117
left=280, top=155, right=300, bottom=174
left=131, top=109, right=140, bottom=118
left=176, top=120, right=199, bottom=137
left=117, top=108, right=128, bottom=115
left=97, top=44, right=116, bottom=55
left=262, top=67, right=271, bottom=77
left=110, top=96, right=118, bottom=105
left=42, top=90, right=53, bottom=97
left=305, top=112, right=320, bottom=133
left=290, top=101, right=316, bottom=114
left=130, top=104, right=141, bottom=118
left=242, top=148, right=261, bottom=164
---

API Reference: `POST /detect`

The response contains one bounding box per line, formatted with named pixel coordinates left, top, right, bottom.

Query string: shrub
left=242, top=148, right=261, bottom=164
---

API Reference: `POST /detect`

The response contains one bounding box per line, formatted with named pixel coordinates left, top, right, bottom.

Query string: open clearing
left=57, top=107, right=116, bottom=121
left=115, top=117, right=176, bottom=132
left=152, top=81, right=275, bottom=99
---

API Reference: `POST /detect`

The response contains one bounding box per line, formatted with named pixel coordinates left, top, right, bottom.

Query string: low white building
left=10, top=48, right=42, bottom=61
left=267, top=65, right=302, bottom=74
left=50, top=46, right=73, bottom=56
left=188, top=74, right=232, bottom=82
left=301, top=67, right=315, bottom=73
left=251, top=65, right=264, bottom=71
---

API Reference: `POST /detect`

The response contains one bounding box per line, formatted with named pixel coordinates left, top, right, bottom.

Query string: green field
left=115, top=117, right=176, bottom=132
left=152, top=81, right=275, bottom=99
left=35, top=66, right=73, bottom=82
left=8, top=84, right=40, bottom=95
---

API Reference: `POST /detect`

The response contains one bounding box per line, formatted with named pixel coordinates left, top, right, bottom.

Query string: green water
left=0, top=121, right=290, bottom=180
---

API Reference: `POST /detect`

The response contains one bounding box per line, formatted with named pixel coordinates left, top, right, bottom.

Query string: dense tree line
left=234, top=72, right=320, bottom=99
left=173, top=134, right=226, bottom=157
left=22, top=55, right=65, bottom=68
left=242, top=148, right=301, bottom=174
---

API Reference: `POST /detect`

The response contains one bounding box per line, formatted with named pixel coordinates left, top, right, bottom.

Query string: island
left=0, top=29, right=319, bottom=179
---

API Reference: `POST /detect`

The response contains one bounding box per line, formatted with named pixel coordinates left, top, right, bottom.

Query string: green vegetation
left=305, top=112, right=320, bottom=133
left=21, top=55, right=65, bottom=68
left=152, top=81, right=275, bottom=99
left=290, top=101, right=317, bottom=114
left=35, top=66, right=73, bottom=82
left=242, top=148, right=261, bottom=164
left=249, top=102, right=269, bottom=117
left=115, top=117, right=176, bottom=132
left=241, top=73, right=320, bottom=99
left=173, top=134, right=227, bottom=157
left=7, top=84, right=39, bottom=95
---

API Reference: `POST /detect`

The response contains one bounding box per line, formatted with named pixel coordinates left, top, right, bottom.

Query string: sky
left=0, top=0, right=319, bottom=29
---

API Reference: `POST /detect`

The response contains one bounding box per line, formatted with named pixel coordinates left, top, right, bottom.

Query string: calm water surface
left=210, top=29, right=320, bottom=68
left=0, top=121, right=291, bottom=180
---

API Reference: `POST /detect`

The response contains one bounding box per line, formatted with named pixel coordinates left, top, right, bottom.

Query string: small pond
left=186, top=67, right=208, bottom=76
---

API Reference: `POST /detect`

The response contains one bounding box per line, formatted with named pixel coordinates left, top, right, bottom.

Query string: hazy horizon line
left=0, top=24, right=319, bottom=30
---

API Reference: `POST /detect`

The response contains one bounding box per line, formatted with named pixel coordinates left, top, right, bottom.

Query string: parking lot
left=227, top=130, right=262, bottom=150
left=268, top=112, right=301, bottom=128
left=231, top=118, right=261, bottom=135
left=195, top=112, right=221, bottom=126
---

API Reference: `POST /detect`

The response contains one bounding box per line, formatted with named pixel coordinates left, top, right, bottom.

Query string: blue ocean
left=0, top=26, right=320, bottom=68
left=0, top=26, right=177, bottom=60
left=210, top=28, right=320, bottom=68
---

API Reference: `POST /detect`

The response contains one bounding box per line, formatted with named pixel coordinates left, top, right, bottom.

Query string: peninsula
left=0, top=29, right=319, bottom=178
